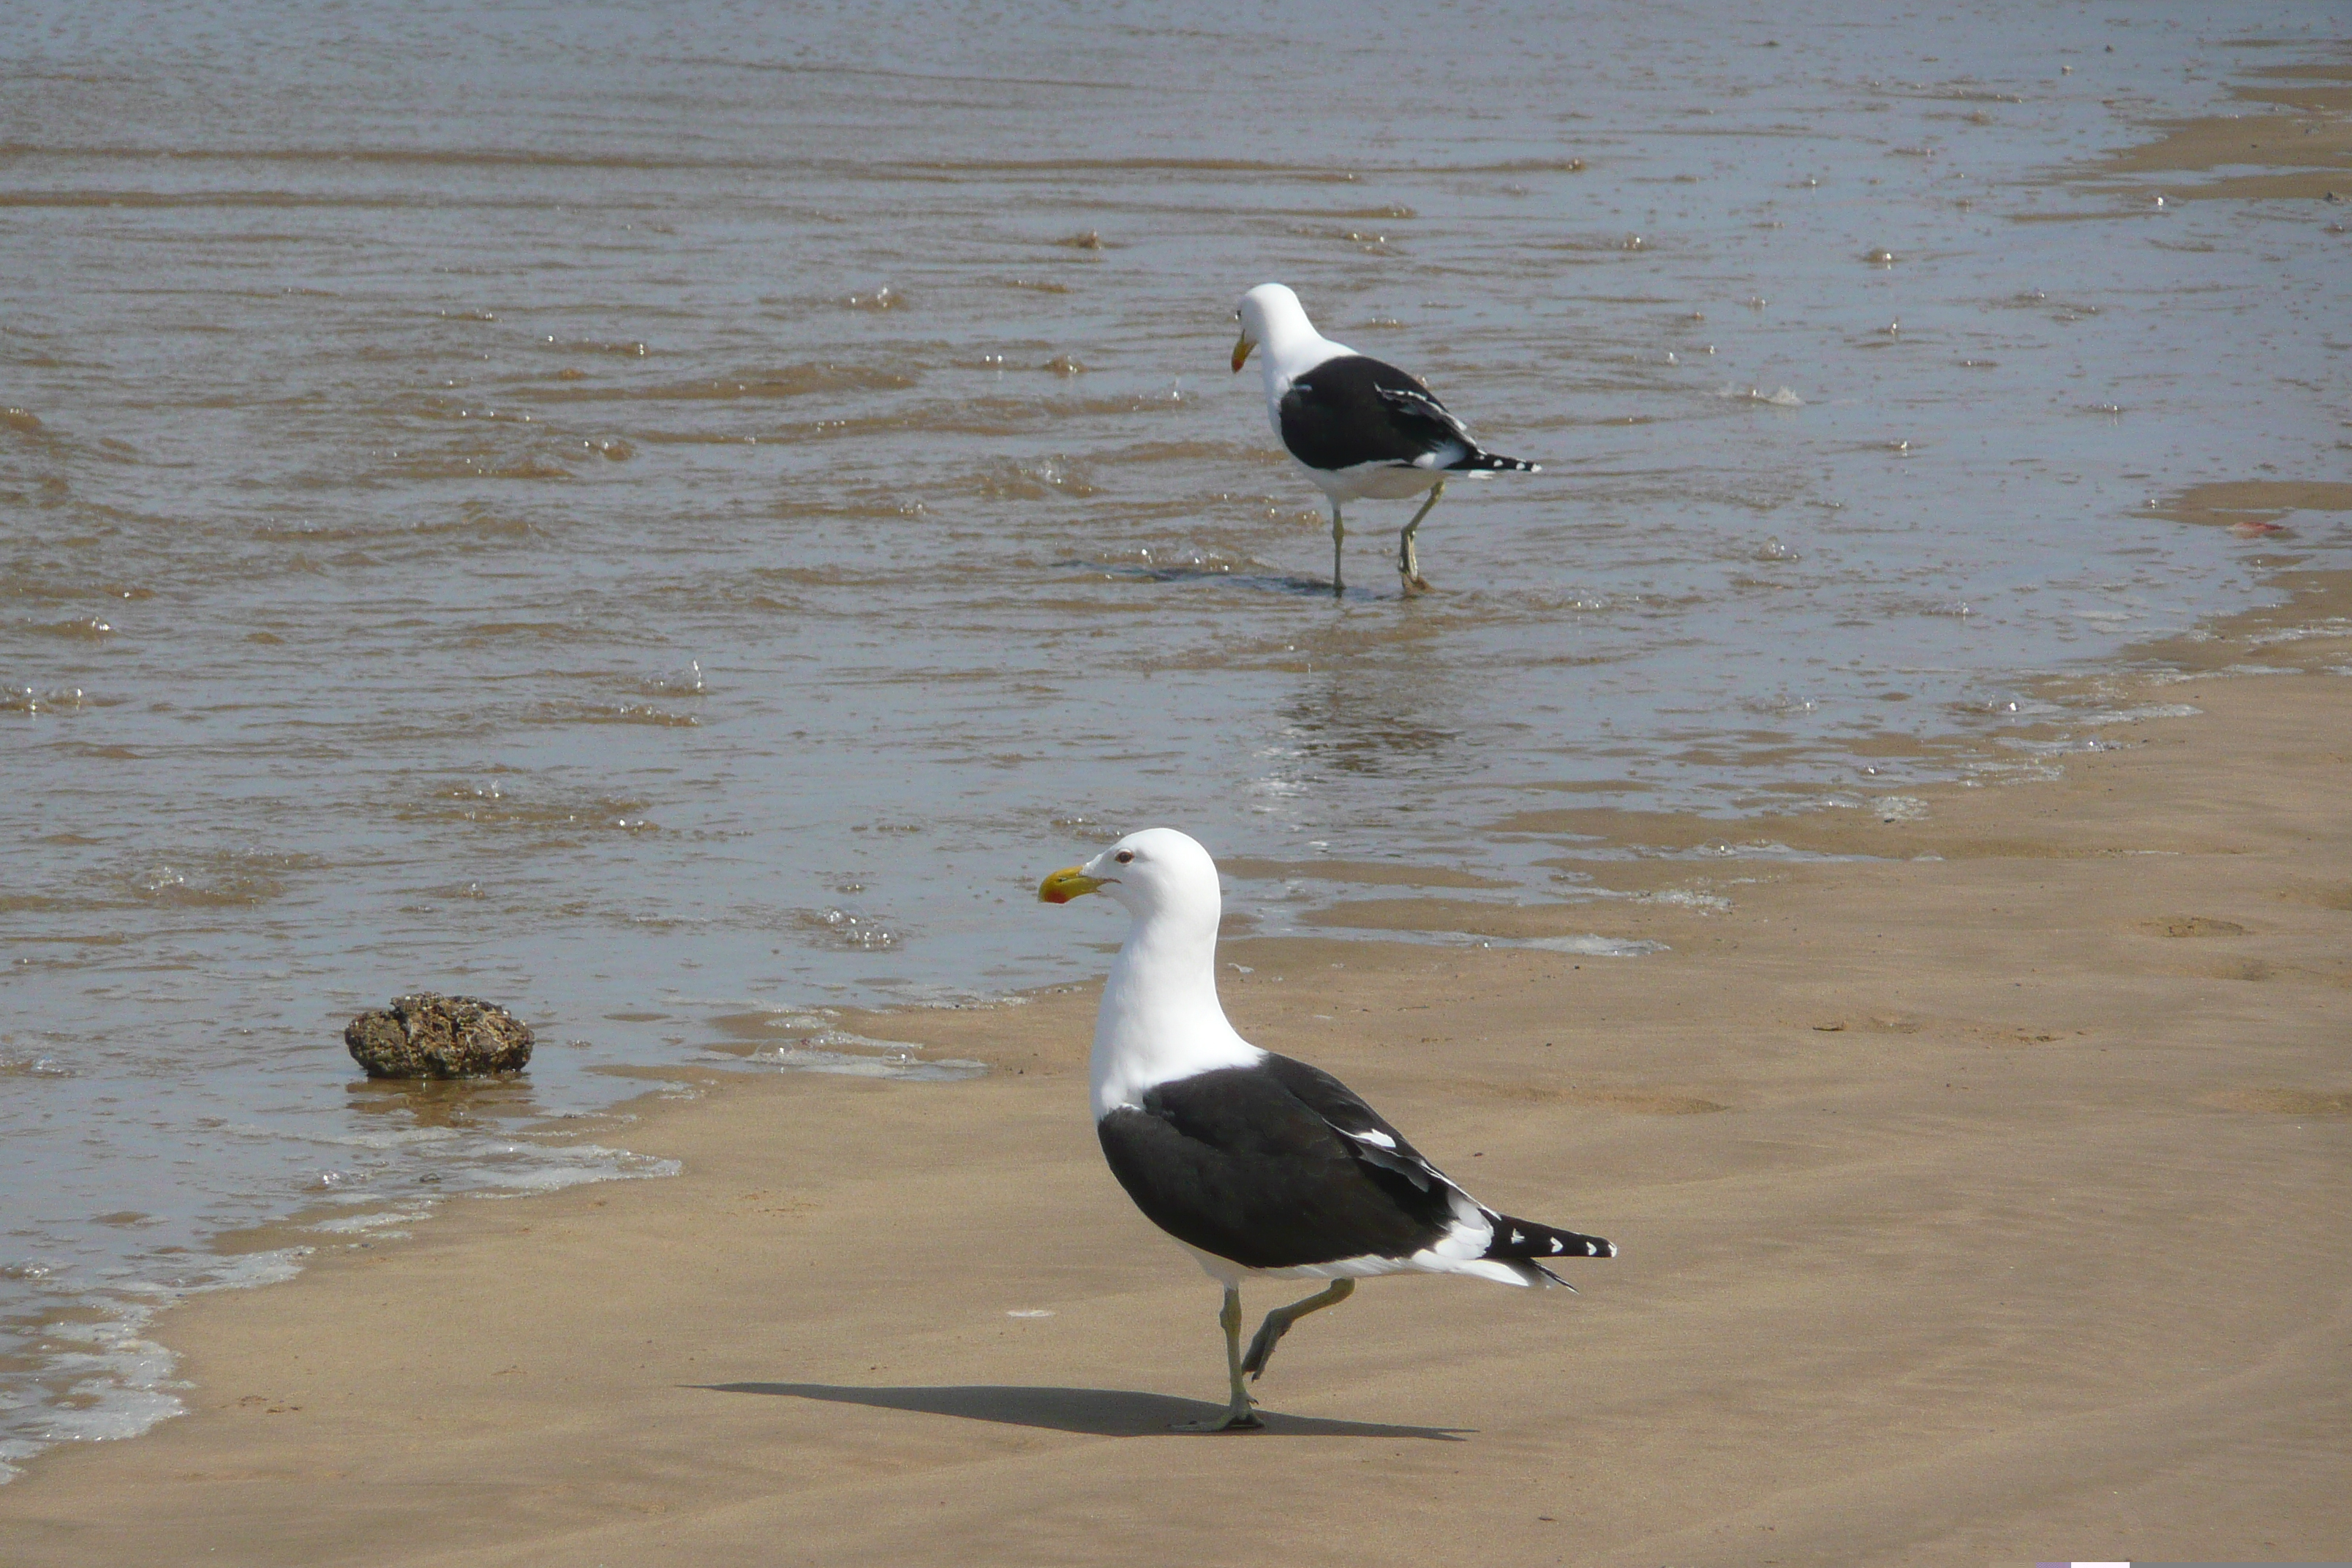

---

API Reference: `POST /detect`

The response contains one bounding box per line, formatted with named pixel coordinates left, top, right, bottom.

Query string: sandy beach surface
left=8, top=20, right=2349, bottom=1551
left=12, top=0, right=2352, bottom=1506
left=2094, top=59, right=2352, bottom=200
left=6, top=562, right=2347, bottom=1565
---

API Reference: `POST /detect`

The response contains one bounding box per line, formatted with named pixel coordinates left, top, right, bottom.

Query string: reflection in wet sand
left=343, top=1074, right=548, bottom=1133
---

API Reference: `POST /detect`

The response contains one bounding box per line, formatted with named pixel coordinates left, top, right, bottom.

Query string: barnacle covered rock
left=344, top=994, right=533, bottom=1078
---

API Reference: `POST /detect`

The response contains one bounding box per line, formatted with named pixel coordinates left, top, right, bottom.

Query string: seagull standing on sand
left=1231, top=282, right=1539, bottom=595
left=1039, top=827, right=1613, bottom=1431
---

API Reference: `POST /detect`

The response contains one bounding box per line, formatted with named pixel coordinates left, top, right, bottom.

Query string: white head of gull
left=1040, top=826, right=1613, bottom=1432
left=1232, top=282, right=1341, bottom=402
left=1041, top=826, right=1262, bottom=1121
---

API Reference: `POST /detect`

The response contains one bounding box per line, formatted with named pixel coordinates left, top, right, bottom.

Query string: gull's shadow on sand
left=692, top=1382, right=1467, bottom=1440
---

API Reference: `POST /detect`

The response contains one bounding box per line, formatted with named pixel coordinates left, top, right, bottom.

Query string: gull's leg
left=1330, top=502, right=1346, bottom=595
left=1398, top=480, right=1444, bottom=593
left=1241, top=1278, right=1355, bottom=1382
left=1174, top=1286, right=1263, bottom=1432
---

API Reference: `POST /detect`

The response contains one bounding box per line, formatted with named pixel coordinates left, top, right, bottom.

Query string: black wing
left=1253, top=1053, right=1468, bottom=1197
left=1096, top=1055, right=1460, bottom=1270
left=1277, top=355, right=1470, bottom=473
left=1259, top=1056, right=1610, bottom=1274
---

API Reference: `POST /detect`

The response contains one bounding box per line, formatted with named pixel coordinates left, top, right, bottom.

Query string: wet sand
left=6, top=573, right=2348, bottom=1565
left=2096, top=60, right=2352, bottom=201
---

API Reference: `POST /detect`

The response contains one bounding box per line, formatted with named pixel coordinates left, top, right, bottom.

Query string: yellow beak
left=1231, top=332, right=1254, bottom=373
left=1038, top=865, right=1104, bottom=904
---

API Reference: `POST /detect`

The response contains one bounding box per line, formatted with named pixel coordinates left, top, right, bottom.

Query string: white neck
left=1089, top=906, right=1262, bottom=1119
left=1248, top=294, right=1351, bottom=407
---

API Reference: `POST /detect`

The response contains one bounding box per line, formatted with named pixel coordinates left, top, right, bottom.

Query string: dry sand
left=4, top=553, right=2348, bottom=1564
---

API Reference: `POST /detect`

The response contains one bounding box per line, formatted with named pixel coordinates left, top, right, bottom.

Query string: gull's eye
left=1115, top=850, right=1134, bottom=864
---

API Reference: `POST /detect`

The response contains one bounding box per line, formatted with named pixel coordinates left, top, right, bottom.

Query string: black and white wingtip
left=1479, top=1217, right=1614, bottom=1290
left=1485, top=1214, right=1615, bottom=1262
left=1455, top=450, right=1540, bottom=475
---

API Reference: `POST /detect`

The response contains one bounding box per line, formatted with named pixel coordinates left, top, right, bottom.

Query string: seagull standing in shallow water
left=1040, top=827, right=1613, bottom=1432
left=1231, top=282, right=1539, bottom=595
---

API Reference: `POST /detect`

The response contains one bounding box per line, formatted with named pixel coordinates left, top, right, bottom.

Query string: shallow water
left=3, top=0, right=2347, bottom=1476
